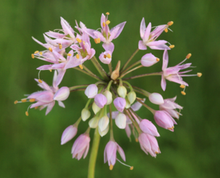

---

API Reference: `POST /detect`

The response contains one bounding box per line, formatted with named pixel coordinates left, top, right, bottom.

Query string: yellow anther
left=34, top=51, right=39, bottom=54
left=25, top=111, right=29, bottom=116
left=109, top=165, right=113, bottom=170
left=181, top=91, right=186, bottom=95
left=167, top=21, right=174, bottom=26
left=83, top=41, right=85, bottom=45
left=67, top=53, right=72, bottom=56
left=34, top=107, right=38, bottom=109
left=164, top=28, right=168, bottom=33
left=197, top=72, right=202, bottom=77
left=156, top=58, right=160, bottom=62
left=29, top=98, right=35, bottom=102
left=31, top=54, right=35, bottom=59
left=48, top=47, right=53, bottom=52
left=180, top=84, right=185, bottom=89
left=49, top=69, right=52, bottom=72
left=59, top=44, right=62, bottom=49
left=186, top=53, right=192, bottom=59
left=21, top=99, right=27, bottom=102
left=14, top=100, right=18, bottom=104
left=155, top=151, right=160, bottom=154
left=79, top=65, right=83, bottom=69
left=39, top=52, right=43, bottom=55
left=94, top=38, right=101, bottom=44
left=106, top=12, right=110, bottom=15
left=135, top=138, right=139, bottom=142
left=169, top=45, right=175, bottom=49
left=169, top=126, right=174, bottom=130
left=106, top=20, right=110, bottom=25
left=38, top=79, right=43, bottom=83
left=130, top=166, right=134, bottom=170
left=76, top=38, right=82, bottom=43
left=106, top=53, right=111, bottom=58
left=76, top=54, right=80, bottom=59
left=102, top=22, right=106, bottom=27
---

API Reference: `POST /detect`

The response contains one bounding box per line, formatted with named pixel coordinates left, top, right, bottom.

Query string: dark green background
left=1, top=0, right=219, bottom=177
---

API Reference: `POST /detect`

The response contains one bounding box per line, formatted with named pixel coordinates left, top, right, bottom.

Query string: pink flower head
left=94, top=94, right=107, bottom=108
left=113, top=97, right=126, bottom=112
left=141, top=53, right=159, bottom=67
left=85, top=13, right=126, bottom=53
left=159, top=96, right=183, bottom=119
left=85, top=84, right=98, bottom=98
left=71, top=133, right=90, bottom=160
left=154, top=110, right=177, bottom=131
left=139, top=119, right=160, bottom=137
left=138, top=18, right=170, bottom=50
left=99, top=51, right=112, bottom=64
left=161, top=50, right=193, bottom=91
left=104, top=141, right=126, bottom=168
left=139, top=133, right=160, bottom=157
left=61, top=125, right=78, bottom=145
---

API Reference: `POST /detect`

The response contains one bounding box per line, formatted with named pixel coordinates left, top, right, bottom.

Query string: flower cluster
left=15, top=13, right=201, bottom=170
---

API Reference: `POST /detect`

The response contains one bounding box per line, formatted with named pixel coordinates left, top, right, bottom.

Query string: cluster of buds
left=15, top=13, right=201, bottom=170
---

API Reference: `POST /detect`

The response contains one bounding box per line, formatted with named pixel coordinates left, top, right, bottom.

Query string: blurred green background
left=1, top=0, right=219, bottom=177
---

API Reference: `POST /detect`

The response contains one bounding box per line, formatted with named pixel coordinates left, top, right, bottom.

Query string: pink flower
left=139, top=119, right=160, bottom=137
left=113, top=97, right=126, bottom=112
left=161, top=50, right=193, bottom=91
left=94, top=94, right=107, bottom=108
left=61, top=125, right=78, bottom=145
left=71, top=133, right=90, bottom=160
left=104, top=141, right=126, bottom=168
left=139, top=18, right=170, bottom=50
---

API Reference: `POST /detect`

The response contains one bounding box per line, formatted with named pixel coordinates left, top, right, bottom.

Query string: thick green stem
left=88, top=127, right=100, bottom=178
left=91, top=56, right=109, bottom=80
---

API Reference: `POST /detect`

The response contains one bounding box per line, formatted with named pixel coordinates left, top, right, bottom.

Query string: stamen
left=79, top=65, right=83, bottom=69
left=67, top=53, right=72, bottom=56
left=34, top=51, right=39, bottom=54
left=168, top=126, right=174, bottom=130
left=167, top=21, right=174, bottom=26
left=34, top=107, right=38, bottom=109
left=31, top=54, right=35, bottom=59
left=49, top=69, right=52, bottom=72
left=59, top=43, right=62, bottom=49
left=164, top=28, right=168, bottom=33
left=102, top=22, right=106, bottom=27
left=21, top=99, right=27, bottom=102
left=29, top=98, right=35, bottom=102
left=48, top=47, right=53, bottom=52
left=156, top=58, right=160, bottom=62
left=106, top=20, right=110, bottom=25
left=197, top=72, right=202, bottom=77
left=39, top=52, right=43, bottom=55
left=130, top=166, right=134, bottom=170
left=181, top=91, right=186, bottom=95
left=117, top=158, right=133, bottom=170
left=106, top=12, right=110, bottom=15
left=14, top=100, right=18, bottom=104
left=106, top=53, right=111, bottom=58
left=109, top=164, right=113, bottom=170
left=94, top=38, right=100, bottom=44
left=76, top=38, right=82, bottom=43
left=180, top=84, right=185, bottom=89
left=25, top=111, right=29, bottom=116
left=135, top=138, right=138, bottom=142
left=169, top=45, right=175, bottom=49
left=186, top=53, right=192, bottom=59
left=38, top=79, right=43, bottom=83
left=83, top=41, right=85, bottom=45
left=76, top=54, right=80, bottom=59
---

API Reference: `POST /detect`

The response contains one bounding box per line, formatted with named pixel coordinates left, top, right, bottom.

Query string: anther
left=39, top=52, right=43, bottom=55
left=48, top=47, right=53, bottom=52
left=130, top=166, right=134, bottom=170
left=67, top=53, right=72, bottom=56
left=102, top=22, right=106, bottom=27
left=106, top=53, right=111, bottom=58
left=106, top=20, right=110, bottom=25
left=106, top=12, right=110, bottom=15
left=169, top=45, right=175, bottom=49
left=79, top=65, right=83, bottom=69
left=14, top=100, right=18, bottom=104
left=186, top=53, right=192, bottom=59
left=109, top=164, right=113, bottom=170
left=59, top=44, right=62, bottom=49
left=156, top=58, right=160, bottom=62
left=38, top=79, right=43, bottom=83
left=180, top=84, right=185, bottom=89
left=181, top=91, right=186, bottom=95
left=31, top=54, right=34, bottom=59
left=21, top=99, right=27, bottom=102
left=164, top=28, right=168, bottom=33
left=169, top=126, right=174, bottom=130
left=167, top=21, right=174, bottom=26
left=29, top=98, right=35, bottom=102
left=94, top=38, right=100, bottom=44
left=76, top=38, right=82, bottom=43
left=76, top=54, right=80, bottom=59
left=25, top=111, right=29, bottom=116
left=34, top=107, right=38, bottom=109
left=49, top=69, right=52, bottom=72
left=135, top=138, right=139, bottom=142
left=34, top=51, right=39, bottom=54
left=197, top=72, right=202, bottom=77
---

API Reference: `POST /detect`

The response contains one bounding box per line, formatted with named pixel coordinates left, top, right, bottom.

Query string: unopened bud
left=117, top=85, right=127, bottom=98
left=127, top=91, right=136, bottom=104
left=111, top=61, right=120, bottom=80
left=103, top=90, right=113, bottom=105
left=92, top=102, right=101, bottom=114
left=149, top=93, right=164, bottom=105
left=81, top=108, right=91, bottom=121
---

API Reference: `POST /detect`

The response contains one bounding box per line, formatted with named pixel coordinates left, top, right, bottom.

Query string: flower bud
left=117, top=85, right=127, bottom=98
left=85, top=84, right=98, bottom=98
left=103, top=90, right=112, bottom=105
left=89, top=116, right=99, bottom=128
left=127, top=91, right=136, bottom=104
left=115, top=113, right=127, bottom=129
left=125, top=99, right=131, bottom=109
left=113, top=97, right=126, bottom=112
left=94, top=94, right=107, bottom=108
left=92, top=102, right=101, bottom=114
left=99, top=125, right=109, bottom=137
left=61, top=125, right=77, bottom=145
left=141, top=53, right=159, bottom=67
left=139, top=119, right=160, bottom=137
left=81, top=108, right=91, bottom=121
left=98, top=115, right=109, bottom=132
left=54, top=87, right=70, bottom=101
left=149, top=93, right=164, bottom=105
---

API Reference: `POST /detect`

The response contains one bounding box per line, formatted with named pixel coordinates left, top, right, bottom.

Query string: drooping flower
left=61, top=125, right=78, bottom=145
left=139, top=119, right=160, bottom=137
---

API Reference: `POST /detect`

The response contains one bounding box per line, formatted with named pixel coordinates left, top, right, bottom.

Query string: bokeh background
left=1, top=0, right=219, bottom=177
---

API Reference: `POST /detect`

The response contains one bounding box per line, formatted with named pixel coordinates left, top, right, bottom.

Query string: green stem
left=91, top=56, right=109, bottom=80
left=120, top=48, right=139, bottom=72
left=120, top=65, right=143, bottom=78
left=123, top=72, right=162, bottom=80
left=69, top=85, right=88, bottom=91
left=82, top=65, right=103, bottom=81
left=88, top=127, right=100, bottom=178
left=73, top=67, right=101, bottom=81
left=121, top=60, right=141, bottom=75
left=136, top=98, right=155, bottom=114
